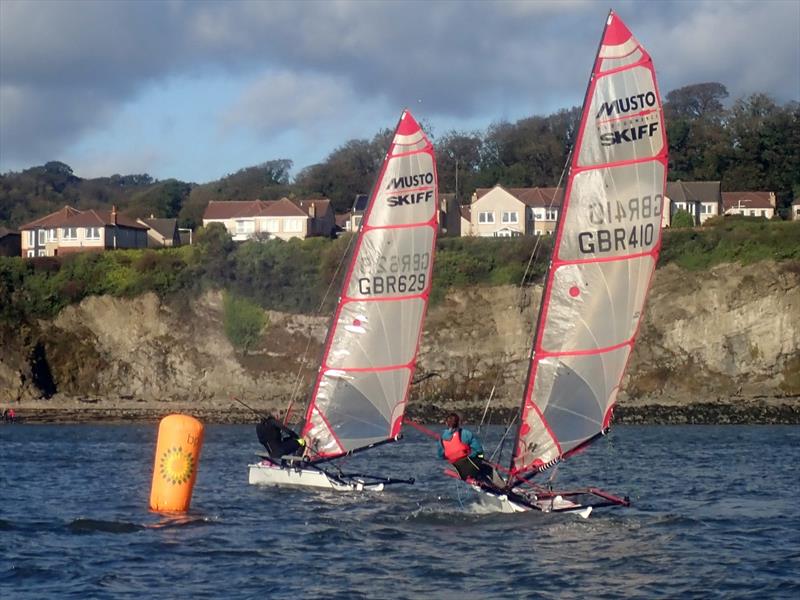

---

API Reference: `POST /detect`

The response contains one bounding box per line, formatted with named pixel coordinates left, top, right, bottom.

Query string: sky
left=1, top=0, right=799, bottom=184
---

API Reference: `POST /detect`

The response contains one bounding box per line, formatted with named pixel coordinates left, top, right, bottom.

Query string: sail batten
left=302, top=110, right=438, bottom=460
left=510, top=11, right=667, bottom=479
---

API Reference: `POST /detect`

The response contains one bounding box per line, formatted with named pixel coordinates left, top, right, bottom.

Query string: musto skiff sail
left=465, top=11, right=668, bottom=514
left=249, top=110, right=438, bottom=492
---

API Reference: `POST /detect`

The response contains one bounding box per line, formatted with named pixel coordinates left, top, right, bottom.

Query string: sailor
left=256, top=414, right=306, bottom=460
left=438, top=412, right=498, bottom=487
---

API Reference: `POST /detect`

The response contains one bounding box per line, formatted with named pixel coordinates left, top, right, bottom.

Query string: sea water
left=1, top=424, right=798, bottom=599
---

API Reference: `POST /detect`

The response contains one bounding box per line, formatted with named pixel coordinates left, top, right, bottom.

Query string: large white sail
left=510, top=11, right=668, bottom=478
left=301, top=111, right=438, bottom=459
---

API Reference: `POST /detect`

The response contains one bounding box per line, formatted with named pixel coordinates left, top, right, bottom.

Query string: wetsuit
left=257, top=416, right=302, bottom=459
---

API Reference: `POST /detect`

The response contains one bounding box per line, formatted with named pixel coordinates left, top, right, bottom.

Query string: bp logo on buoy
left=159, top=446, right=195, bottom=485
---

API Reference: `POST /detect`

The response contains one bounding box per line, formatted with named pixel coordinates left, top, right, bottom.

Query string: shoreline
left=3, top=398, right=799, bottom=425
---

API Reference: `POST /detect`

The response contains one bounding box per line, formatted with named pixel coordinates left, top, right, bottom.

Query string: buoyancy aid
left=441, top=429, right=471, bottom=463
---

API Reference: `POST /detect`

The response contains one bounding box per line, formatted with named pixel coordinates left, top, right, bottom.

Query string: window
left=749, top=210, right=755, bottom=216
left=38, top=229, right=46, bottom=245
left=546, top=209, right=558, bottom=220
left=26, top=249, right=35, bottom=257
left=284, top=219, right=303, bottom=232
left=533, top=210, right=544, bottom=220
left=62, top=227, right=77, bottom=240
left=28, top=231, right=36, bottom=246
left=478, top=211, right=495, bottom=224
left=265, top=219, right=279, bottom=232
left=48, top=228, right=58, bottom=241
left=352, top=215, right=363, bottom=229
left=760, top=210, right=766, bottom=217
left=235, top=220, right=254, bottom=234
left=86, top=227, right=101, bottom=240
left=502, top=211, right=518, bottom=224
left=37, top=249, right=46, bottom=257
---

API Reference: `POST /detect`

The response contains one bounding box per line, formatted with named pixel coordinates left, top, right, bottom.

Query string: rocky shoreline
left=6, top=397, right=799, bottom=425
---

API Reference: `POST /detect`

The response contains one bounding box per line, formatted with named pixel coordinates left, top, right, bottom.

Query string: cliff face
left=1, top=260, right=798, bottom=419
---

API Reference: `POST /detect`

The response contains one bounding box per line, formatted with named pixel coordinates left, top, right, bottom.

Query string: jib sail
left=510, top=11, right=668, bottom=478
left=302, top=110, right=438, bottom=459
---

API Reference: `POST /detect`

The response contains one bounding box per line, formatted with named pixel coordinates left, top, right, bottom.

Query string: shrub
left=223, top=291, right=267, bottom=352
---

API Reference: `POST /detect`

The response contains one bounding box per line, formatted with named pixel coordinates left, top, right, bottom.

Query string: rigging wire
left=282, top=230, right=359, bottom=426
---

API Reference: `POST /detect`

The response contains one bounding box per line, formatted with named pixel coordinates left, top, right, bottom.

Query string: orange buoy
left=149, top=414, right=204, bottom=513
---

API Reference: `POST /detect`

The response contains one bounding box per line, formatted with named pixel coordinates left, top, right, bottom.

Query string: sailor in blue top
left=438, top=413, right=498, bottom=486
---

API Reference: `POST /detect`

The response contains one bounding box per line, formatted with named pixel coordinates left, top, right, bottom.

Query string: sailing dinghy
left=249, top=110, right=438, bottom=492
left=457, top=10, right=668, bottom=514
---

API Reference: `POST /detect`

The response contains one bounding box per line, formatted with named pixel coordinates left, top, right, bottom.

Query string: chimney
left=150, top=213, right=155, bottom=219
left=308, top=202, right=316, bottom=218
left=111, top=205, right=118, bottom=225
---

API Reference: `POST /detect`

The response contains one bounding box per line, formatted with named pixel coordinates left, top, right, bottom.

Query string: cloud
left=220, top=71, right=353, bottom=137
left=1, top=0, right=797, bottom=174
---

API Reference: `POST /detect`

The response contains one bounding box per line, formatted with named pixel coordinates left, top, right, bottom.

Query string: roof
left=666, top=181, right=721, bottom=204
left=140, top=217, right=178, bottom=238
left=335, top=211, right=351, bottom=228
left=203, top=198, right=330, bottom=220
left=0, top=226, right=20, bottom=238
left=19, top=206, right=147, bottom=230
left=459, top=205, right=471, bottom=220
left=722, top=192, right=775, bottom=211
left=475, top=186, right=562, bottom=208
left=352, top=194, right=369, bottom=213
left=296, top=198, right=331, bottom=216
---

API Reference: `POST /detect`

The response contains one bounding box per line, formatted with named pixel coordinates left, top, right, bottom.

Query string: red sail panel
left=510, top=11, right=668, bottom=478
left=301, top=110, right=438, bottom=459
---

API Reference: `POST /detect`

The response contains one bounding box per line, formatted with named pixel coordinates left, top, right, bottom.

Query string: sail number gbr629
left=357, top=252, right=430, bottom=296
left=578, top=194, right=663, bottom=255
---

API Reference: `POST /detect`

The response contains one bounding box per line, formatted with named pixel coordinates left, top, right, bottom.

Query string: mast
left=509, top=10, right=668, bottom=482
left=301, top=110, right=438, bottom=460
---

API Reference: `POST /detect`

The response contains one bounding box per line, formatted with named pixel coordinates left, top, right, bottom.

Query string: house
left=464, top=185, right=561, bottom=237
left=19, top=205, right=148, bottom=257
left=137, top=215, right=181, bottom=247
left=792, top=199, right=800, bottom=221
left=722, top=192, right=776, bottom=219
left=459, top=205, right=471, bottom=237
left=436, top=193, right=460, bottom=237
left=0, top=227, right=21, bottom=257
left=665, top=181, right=721, bottom=225
left=202, top=197, right=335, bottom=241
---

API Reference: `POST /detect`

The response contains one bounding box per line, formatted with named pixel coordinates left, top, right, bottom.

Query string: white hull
left=248, top=461, right=385, bottom=492
left=473, top=485, right=593, bottom=518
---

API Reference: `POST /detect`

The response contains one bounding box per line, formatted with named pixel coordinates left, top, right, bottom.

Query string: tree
left=665, top=82, right=729, bottom=121
left=671, top=209, right=695, bottom=228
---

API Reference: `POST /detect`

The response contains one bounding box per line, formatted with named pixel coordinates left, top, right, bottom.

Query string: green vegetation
left=222, top=292, right=267, bottom=353
left=2, top=83, right=798, bottom=230
left=2, top=217, right=797, bottom=328
left=670, top=209, right=695, bottom=229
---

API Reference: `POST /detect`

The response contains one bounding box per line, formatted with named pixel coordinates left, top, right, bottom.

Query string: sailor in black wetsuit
left=256, top=415, right=306, bottom=459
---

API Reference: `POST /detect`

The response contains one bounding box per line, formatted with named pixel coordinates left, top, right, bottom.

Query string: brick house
left=202, top=198, right=335, bottom=241
left=722, top=192, right=776, bottom=219
left=463, top=185, right=561, bottom=237
left=19, top=206, right=148, bottom=257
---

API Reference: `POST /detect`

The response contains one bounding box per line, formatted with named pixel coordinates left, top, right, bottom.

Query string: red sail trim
left=537, top=339, right=633, bottom=359
left=510, top=10, right=668, bottom=477
left=596, top=108, right=658, bottom=125
left=554, top=248, right=659, bottom=267
left=301, top=110, right=437, bottom=455
left=376, top=184, right=435, bottom=195
left=321, top=364, right=414, bottom=374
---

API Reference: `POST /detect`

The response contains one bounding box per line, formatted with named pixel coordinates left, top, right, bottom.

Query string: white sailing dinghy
left=458, top=10, right=668, bottom=514
left=249, top=110, right=438, bottom=492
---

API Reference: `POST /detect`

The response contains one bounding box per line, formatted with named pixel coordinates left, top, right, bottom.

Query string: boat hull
left=472, top=485, right=593, bottom=518
left=248, top=461, right=385, bottom=492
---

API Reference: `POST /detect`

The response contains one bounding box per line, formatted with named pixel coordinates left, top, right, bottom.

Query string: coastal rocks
left=1, top=260, right=798, bottom=423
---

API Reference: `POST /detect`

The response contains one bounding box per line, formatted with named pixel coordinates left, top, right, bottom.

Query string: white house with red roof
left=202, top=198, right=334, bottom=241
left=792, top=199, right=800, bottom=221
left=463, top=185, right=561, bottom=237
left=722, top=191, right=776, bottom=219
left=19, top=205, right=148, bottom=257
